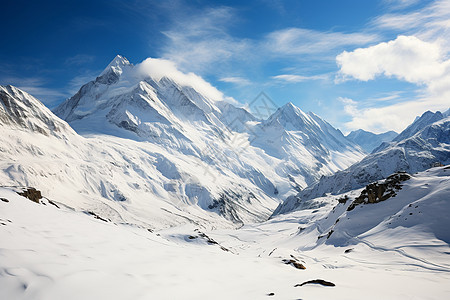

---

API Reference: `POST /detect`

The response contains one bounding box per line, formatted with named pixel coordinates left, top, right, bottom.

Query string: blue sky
left=1, top=0, right=449, bottom=133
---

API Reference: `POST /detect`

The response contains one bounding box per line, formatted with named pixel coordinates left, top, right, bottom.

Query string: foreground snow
left=1, top=166, right=449, bottom=299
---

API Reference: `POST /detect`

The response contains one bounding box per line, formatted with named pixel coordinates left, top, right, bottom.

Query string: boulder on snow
left=295, top=279, right=335, bottom=287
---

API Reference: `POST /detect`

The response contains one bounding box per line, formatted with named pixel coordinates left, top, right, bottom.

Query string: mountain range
left=1, top=55, right=366, bottom=229
left=1, top=55, right=449, bottom=299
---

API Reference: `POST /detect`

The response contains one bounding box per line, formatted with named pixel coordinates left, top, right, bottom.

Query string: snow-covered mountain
left=1, top=84, right=276, bottom=229
left=251, top=102, right=364, bottom=187
left=346, top=129, right=397, bottom=153
left=0, top=56, right=365, bottom=229
left=273, top=110, right=450, bottom=216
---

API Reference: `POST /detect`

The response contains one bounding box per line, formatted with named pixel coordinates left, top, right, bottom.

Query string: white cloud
left=336, top=35, right=449, bottom=84
left=336, top=32, right=450, bottom=133
left=272, top=74, right=328, bottom=82
left=266, top=28, right=379, bottom=55
left=136, top=57, right=225, bottom=101
left=338, top=96, right=448, bottom=134
left=219, top=77, right=251, bottom=85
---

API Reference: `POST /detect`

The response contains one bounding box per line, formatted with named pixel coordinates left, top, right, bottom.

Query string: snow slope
left=346, top=129, right=397, bottom=153
left=273, top=110, right=450, bottom=215
left=1, top=166, right=448, bottom=300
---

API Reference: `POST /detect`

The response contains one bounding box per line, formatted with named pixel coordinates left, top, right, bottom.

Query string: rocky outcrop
left=347, top=172, right=411, bottom=211
left=17, top=187, right=42, bottom=203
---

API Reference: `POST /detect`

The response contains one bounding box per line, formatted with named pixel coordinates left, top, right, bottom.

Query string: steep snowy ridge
left=273, top=110, right=450, bottom=216
left=0, top=85, right=75, bottom=138
left=346, top=129, right=397, bottom=153
left=374, top=110, right=444, bottom=152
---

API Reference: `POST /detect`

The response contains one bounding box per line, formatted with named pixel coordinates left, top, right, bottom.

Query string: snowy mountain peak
left=101, top=55, right=131, bottom=75
left=263, top=102, right=312, bottom=131
left=97, top=55, right=133, bottom=85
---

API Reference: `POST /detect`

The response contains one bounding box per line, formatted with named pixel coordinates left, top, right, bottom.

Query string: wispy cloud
left=382, top=0, right=421, bottom=10
left=0, top=76, right=69, bottom=107
left=373, top=0, right=450, bottom=44
left=219, top=77, right=251, bottom=85
left=160, top=6, right=251, bottom=73
left=271, top=74, right=329, bottom=83
left=266, top=28, right=379, bottom=56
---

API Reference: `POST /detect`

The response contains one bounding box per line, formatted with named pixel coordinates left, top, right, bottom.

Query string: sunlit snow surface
left=1, top=166, right=449, bottom=299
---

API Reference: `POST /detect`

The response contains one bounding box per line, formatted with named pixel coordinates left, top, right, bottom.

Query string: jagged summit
left=263, top=102, right=312, bottom=131
left=100, top=55, right=131, bottom=76
left=96, top=55, right=133, bottom=85
left=393, top=110, right=444, bottom=142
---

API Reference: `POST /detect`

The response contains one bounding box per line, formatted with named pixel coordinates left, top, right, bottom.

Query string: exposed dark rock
left=17, top=188, right=42, bottom=203
left=338, top=195, right=349, bottom=204
left=86, top=211, right=110, bottom=222
left=267, top=292, right=275, bottom=296
left=191, top=230, right=230, bottom=252
left=268, top=248, right=277, bottom=256
left=48, top=200, right=60, bottom=208
left=0, top=197, right=9, bottom=203
left=326, top=230, right=334, bottom=239
left=344, top=248, right=353, bottom=253
left=282, top=259, right=306, bottom=270
left=347, top=172, right=411, bottom=211
left=295, top=279, right=335, bottom=287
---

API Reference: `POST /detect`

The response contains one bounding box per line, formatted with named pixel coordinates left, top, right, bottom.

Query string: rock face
left=347, top=172, right=411, bottom=211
